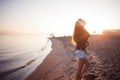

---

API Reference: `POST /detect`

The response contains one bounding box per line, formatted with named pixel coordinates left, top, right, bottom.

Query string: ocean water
left=0, top=35, right=52, bottom=80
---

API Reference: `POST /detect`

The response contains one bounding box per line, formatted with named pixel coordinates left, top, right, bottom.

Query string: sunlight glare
left=85, top=25, right=104, bottom=34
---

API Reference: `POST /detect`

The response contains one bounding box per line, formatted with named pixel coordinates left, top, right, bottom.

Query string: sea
left=0, top=34, right=52, bottom=80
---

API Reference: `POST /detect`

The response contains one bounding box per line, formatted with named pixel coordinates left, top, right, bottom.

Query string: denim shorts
left=75, top=50, right=87, bottom=58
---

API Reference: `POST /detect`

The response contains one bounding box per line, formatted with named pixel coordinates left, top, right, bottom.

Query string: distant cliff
left=103, top=29, right=120, bottom=36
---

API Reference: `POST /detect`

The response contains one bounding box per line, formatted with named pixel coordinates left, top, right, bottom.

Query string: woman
left=72, top=18, right=90, bottom=80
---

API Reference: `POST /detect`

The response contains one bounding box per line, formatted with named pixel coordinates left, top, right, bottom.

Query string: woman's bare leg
left=80, top=58, right=90, bottom=76
left=76, top=58, right=85, bottom=80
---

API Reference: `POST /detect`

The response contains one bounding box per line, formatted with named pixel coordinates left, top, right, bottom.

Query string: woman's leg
left=80, top=58, right=90, bottom=77
left=76, top=58, right=85, bottom=80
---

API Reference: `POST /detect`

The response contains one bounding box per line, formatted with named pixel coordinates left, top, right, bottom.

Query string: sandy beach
left=26, top=34, right=120, bottom=80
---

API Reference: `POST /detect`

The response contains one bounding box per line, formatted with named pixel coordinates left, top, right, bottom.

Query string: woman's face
left=78, top=21, right=86, bottom=27
left=78, top=19, right=86, bottom=26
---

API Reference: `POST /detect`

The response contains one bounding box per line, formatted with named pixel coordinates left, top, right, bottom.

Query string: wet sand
left=26, top=34, right=120, bottom=80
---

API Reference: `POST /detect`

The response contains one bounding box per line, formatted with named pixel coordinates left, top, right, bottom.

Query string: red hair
left=72, top=19, right=89, bottom=46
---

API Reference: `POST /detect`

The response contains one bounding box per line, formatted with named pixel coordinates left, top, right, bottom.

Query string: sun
left=85, top=25, right=104, bottom=34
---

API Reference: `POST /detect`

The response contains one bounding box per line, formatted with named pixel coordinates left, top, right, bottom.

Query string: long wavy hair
left=72, top=18, right=87, bottom=45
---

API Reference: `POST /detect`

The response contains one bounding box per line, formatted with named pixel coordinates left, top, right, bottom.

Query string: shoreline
left=0, top=36, right=52, bottom=80
left=26, top=38, right=77, bottom=80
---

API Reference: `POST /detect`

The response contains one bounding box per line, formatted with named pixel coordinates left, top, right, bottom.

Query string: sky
left=0, top=0, right=120, bottom=36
